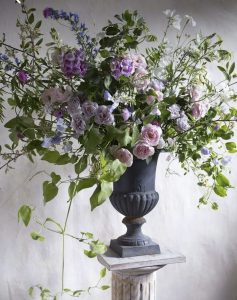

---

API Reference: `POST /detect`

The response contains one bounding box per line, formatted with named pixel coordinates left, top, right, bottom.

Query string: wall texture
left=1, top=0, right=237, bottom=300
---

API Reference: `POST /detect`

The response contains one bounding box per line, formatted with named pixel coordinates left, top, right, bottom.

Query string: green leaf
left=226, top=142, right=237, bottom=153
left=55, top=154, right=71, bottom=165
left=76, top=178, right=97, bottom=192
left=75, top=156, right=87, bottom=174
left=34, top=20, right=42, bottom=29
left=50, top=172, right=61, bottom=184
left=31, top=231, right=45, bottom=241
left=28, top=287, right=34, bottom=296
left=214, top=184, right=227, bottom=197
left=100, top=50, right=110, bottom=58
left=100, top=267, right=107, bottom=278
left=84, top=128, right=104, bottom=153
left=90, top=181, right=113, bottom=210
left=216, top=173, right=231, bottom=187
left=106, top=25, right=120, bottom=36
left=45, top=217, right=63, bottom=233
left=18, top=205, right=32, bottom=226
left=43, top=181, right=58, bottom=203
left=41, top=151, right=60, bottom=163
left=211, top=202, right=219, bottom=210
left=131, top=124, right=139, bottom=146
left=229, top=62, right=235, bottom=74
left=68, top=181, right=76, bottom=200
left=104, top=75, right=112, bottom=89
left=28, top=13, right=34, bottom=24
left=101, top=285, right=110, bottom=290
left=101, top=159, right=127, bottom=182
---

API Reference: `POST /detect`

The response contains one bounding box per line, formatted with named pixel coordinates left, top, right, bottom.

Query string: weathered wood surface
left=112, top=272, right=156, bottom=300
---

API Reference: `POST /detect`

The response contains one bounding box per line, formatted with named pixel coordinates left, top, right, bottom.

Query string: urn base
left=110, top=239, right=160, bottom=258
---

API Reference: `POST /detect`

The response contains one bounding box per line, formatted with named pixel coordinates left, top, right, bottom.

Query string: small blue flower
left=221, top=156, right=231, bottom=166
left=212, top=158, right=219, bottom=165
left=201, top=147, right=210, bottom=155
left=42, top=137, right=52, bottom=148
left=51, top=132, right=62, bottom=145
left=104, top=90, right=113, bottom=101
left=62, top=143, right=72, bottom=153
left=56, top=118, right=67, bottom=133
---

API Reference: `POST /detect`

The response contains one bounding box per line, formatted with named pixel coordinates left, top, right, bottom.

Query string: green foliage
left=43, top=181, right=58, bottom=203
left=90, top=181, right=113, bottom=210
left=31, top=231, right=45, bottom=241
left=18, top=205, right=32, bottom=226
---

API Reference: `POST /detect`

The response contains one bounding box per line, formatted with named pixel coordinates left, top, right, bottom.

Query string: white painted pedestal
left=98, top=248, right=185, bottom=300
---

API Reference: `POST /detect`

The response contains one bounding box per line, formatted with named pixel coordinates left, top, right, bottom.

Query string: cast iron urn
left=110, top=152, right=160, bottom=257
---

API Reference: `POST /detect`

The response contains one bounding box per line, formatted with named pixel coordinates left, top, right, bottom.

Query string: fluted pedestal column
left=98, top=247, right=185, bottom=300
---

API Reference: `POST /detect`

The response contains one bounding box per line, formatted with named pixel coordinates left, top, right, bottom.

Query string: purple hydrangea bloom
left=43, top=7, right=54, bottom=18
left=17, top=70, right=28, bottom=85
left=95, top=105, right=114, bottom=125
left=110, top=57, right=134, bottom=80
left=61, top=50, right=87, bottom=77
left=67, top=96, right=81, bottom=116
left=201, top=147, right=210, bottom=155
left=71, top=114, right=86, bottom=135
left=176, top=113, right=190, bottom=132
left=82, top=101, right=98, bottom=119
left=212, top=158, right=219, bottom=165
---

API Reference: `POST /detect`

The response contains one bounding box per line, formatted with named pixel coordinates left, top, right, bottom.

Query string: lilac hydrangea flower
left=212, top=158, right=219, bottom=165
left=168, top=104, right=181, bottom=119
left=67, top=96, right=81, bottom=116
left=61, top=49, right=87, bottom=77
left=176, top=113, right=190, bottom=132
left=82, top=101, right=98, bottom=119
left=110, top=56, right=135, bottom=80
left=17, top=70, right=28, bottom=85
left=201, top=147, right=210, bottom=155
left=71, top=114, right=86, bottom=135
left=149, top=79, right=164, bottom=91
left=95, top=105, right=114, bottom=125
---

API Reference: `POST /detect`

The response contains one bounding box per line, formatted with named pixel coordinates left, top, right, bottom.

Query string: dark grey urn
left=110, top=151, right=160, bottom=257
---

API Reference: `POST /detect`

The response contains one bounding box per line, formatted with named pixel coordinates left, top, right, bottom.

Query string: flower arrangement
left=0, top=1, right=237, bottom=298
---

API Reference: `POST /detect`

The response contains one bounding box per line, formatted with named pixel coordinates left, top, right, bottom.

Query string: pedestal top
left=98, top=246, right=186, bottom=272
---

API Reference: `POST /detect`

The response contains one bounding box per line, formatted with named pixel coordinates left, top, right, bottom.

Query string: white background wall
left=1, top=0, right=237, bottom=300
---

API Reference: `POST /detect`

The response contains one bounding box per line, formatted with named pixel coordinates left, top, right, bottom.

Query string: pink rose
left=131, top=54, right=147, bottom=69
left=141, top=124, right=162, bottom=146
left=146, top=91, right=163, bottom=105
left=114, top=148, right=133, bottom=167
left=146, top=95, right=156, bottom=105
left=191, top=102, right=210, bottom=120
left=133, top=142, right=155, bottom=160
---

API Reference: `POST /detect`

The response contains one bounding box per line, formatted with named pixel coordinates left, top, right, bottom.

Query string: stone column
left=98, top=247, right=185, bottom=300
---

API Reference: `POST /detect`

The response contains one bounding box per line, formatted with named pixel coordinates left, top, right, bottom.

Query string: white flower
left=151, top=107, right=161, bottom=115
left=163, top=9, right=175, bottom=17
left=185, top=15, right=196, bottom=27
left=220, top=102, right=230, bottom=114
left=157, top=137, right=166, bottom=149
left=172, top=15, right=182, bottom=30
